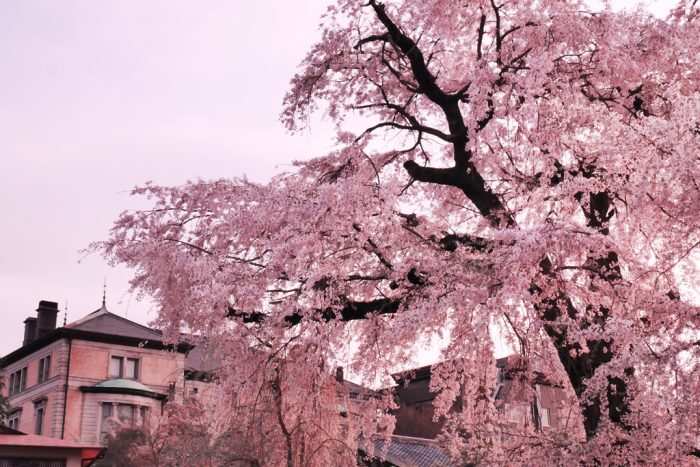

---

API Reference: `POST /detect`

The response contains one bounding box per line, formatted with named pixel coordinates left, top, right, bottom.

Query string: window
left=189, top=387, right=199, bottom=396
left=117, top=404, right=135, bottom=426
left=124, top=358, right=139, bottom=379
left=109, top=356, right=139, bottom=379
left=100, top=403, right=113, bottom=443
left=38, top=355, right=51, bottom=384
left=535, top=385, right=552, bottom=429
left=507, top=404, right=529, bottom=424
left=109, top=356, right=123, bottom=378
left=539, top=407, right=551, bottom=428
left=140, top=406, right=148, bottom=424
left=34, top=399, right=46, bottom=435
left=8, top=367, right=27, bottom=396
left=100, top=403, right=147, bottom=443
left=0, top=459, right=65, bottom=467
left=7, top=410, right=21, bottom=430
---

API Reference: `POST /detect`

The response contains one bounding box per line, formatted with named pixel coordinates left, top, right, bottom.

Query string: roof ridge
left=390, top=434, right=442, bottom=446
left=64, top=307, right=108, bottom=328
left=98, top=310, right=162, bottom=336
left=67, top=308, right=162, bottom=337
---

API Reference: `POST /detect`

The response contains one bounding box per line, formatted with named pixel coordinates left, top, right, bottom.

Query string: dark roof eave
left=80, top=385, right=167, bottom=400
left=1, top=328, right=192, bottom=366
left=391, top=365, right=432, bottom=384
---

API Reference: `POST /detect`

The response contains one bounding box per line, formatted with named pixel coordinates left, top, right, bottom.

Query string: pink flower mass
left=17, top=0, right=700, bottom=464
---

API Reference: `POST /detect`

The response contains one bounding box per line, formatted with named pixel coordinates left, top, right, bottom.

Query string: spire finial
left=63, top=301, right=68, bottom=326
left=102, top=277, right=107, bottom=309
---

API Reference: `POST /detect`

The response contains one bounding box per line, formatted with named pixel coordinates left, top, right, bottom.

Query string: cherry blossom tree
left=96, top=401, right=217, bottom=466
left=99, top=354, right=366, bottom=466
left=0, top=377, right=10, bottom=426
left=99, top=0, right=700, bottom=464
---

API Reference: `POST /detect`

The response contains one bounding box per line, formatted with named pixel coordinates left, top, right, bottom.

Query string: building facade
left=1, top=300, right=191, bottom=445
left=391, top=356, right=577, bottom=439
left=357, top=356, right=582, bottom=466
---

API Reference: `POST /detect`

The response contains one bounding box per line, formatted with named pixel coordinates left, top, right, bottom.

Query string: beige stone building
left=0, top=300, right=194, bottom=445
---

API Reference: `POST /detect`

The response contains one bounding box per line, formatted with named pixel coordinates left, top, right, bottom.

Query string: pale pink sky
left=0, top=0, right=336, bottom=355
left=0, top=0, right=673, bottom=356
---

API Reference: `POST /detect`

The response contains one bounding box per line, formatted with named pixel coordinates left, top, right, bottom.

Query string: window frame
left=539, top=407, right=551, bottom=428
left=108, top=355, right=140, bottom=380
left=100, top=402, right=114, bottom=443
left=109, top=356, right=124, bottom=378
left=507, top=403, right=529, bottom=424
left=38, top=354, right=51, bottom=384
left=8, top=409, right=21, bottom=430
left=100, top=402, right=148, bottom=443
left=34, top=398, right=46, bottom=435
left=535, top=384, right=553, bottom=429
left=124, top=357, right=139, bottom=380
left=8, top=367, right=27, bottom=396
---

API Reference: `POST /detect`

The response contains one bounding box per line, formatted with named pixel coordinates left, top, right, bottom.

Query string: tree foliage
left=99, top=0, right=700, bottom=464
left=0, top=376, right=10, bottom=426
left=96, top=386, right=360, bottom=466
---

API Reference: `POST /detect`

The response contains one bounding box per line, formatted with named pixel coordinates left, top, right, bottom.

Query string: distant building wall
left=390, top=359, right=577, bottom=439
left=2, top=339, right=68, bottom=438
left=393, top=401, right=443, bottom=438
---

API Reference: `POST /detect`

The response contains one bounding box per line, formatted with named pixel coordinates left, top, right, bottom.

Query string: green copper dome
left=94, top=378, right=153, bottom=392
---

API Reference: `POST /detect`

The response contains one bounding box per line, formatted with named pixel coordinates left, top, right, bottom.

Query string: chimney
left=35, top=300, right=59, bottom=339
left=23, top=317, right=38, bottom=346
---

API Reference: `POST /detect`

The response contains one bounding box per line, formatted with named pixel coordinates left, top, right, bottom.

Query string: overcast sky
left=0, top=0, right=673, bottom=356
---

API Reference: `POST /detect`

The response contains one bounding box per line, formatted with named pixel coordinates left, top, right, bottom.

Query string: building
left=390, top=356, right=573, bottom=439
left=0, top=425, right=105, bottom=467
left=360, top=356, right=578, bottom=466
left=0, top=299, right=192, bottom=446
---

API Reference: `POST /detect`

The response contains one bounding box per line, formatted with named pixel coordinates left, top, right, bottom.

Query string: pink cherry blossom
left=97, top=0, right=700, bottom=464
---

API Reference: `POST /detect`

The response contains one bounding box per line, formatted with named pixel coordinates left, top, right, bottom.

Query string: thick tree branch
left=365, top=2, right=514, bottom=228
left=354, top=33, right=389, bottom=49
left=228, top=297, right=400, bottom=325
left=477, top=13, right=486, bottom=60
left=404, top=160, right=514, bottom=226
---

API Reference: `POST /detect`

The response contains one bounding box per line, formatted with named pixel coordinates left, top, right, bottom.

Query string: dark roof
left=184, top=340, right=221, bottom=373
left=496, top=356, right=563, bottom=387
left=0, top=426, right=25, bottom=435
left=81, top=379, right=167, bottom=401
left=67, top=308, right=164, bottom=341
left=391, top=365, right=432, bottom=384
left=391, top=356, right=561, bottom=387
left=371, top=436, right=452, bottom=467
left=94, top=378, right=154, bottom=391
left=1, top=309, right=191, bottom=367
left=390, top=358, right=512, bottom=384
left=346, top=380, right=375, bottom=401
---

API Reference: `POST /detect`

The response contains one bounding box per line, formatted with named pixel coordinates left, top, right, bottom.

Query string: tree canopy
left=99, top=0, right=700, bottom=464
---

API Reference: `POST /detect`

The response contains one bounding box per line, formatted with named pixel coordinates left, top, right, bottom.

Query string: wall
left=78, top=392, right=163, bottom=445
left=392, top=377, right=444, bottom=439
left=4, top=332, right=187, bottom=446
left=66, top=340, right=185, bottom=444
left=393, top=401, right=444, bottom=439
left=2, top=339, right=69, bottom=438
left=68, top=340, right=184, bottom=395
left=0, top=446, right=85, bottom=467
